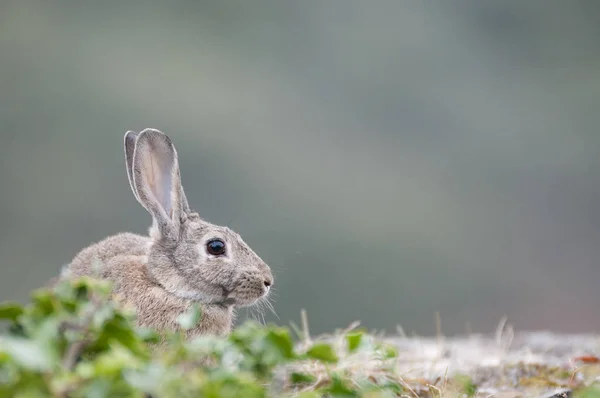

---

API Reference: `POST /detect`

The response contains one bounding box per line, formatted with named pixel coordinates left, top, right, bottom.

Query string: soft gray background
left=2, top=1, right=599, bottom=336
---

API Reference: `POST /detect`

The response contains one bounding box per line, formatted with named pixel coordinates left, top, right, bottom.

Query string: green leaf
left=296, top=392, right=321, bottom=398
left=266, top=328, right=295, bottom=359
left=92, top=304, right=115, bottom=329
left=306, top=342, right=338, bottom=363
left=0, top=337, right=57, bottom=371
left=0, top=302, right=24, bottom=322
left=135, top=327, right=161, bottom=344
left=12, top=384, right=49, bottom=398
left=376, top=342, right=397, bottom=359
left=85, top=344, right=143, bottom=376
left=291, top=372, right=316, bottom=384
left=95, top=316, right=148, bottom=358
left=81, top=378, right=116, bottom=398
left=124, top=364, right=165, bottom=393
left=176, top=304, right=202, bottom=330
left=345, top=332, right=362, bottom=353
left=325, top=374, right=358, bottom=397
left=30, top=290, right=57, bottom=317
left=454, top=374, right=477, bottom=397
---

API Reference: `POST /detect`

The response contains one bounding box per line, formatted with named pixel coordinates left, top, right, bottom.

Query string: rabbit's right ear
left=127, top=128, right=184, bottom=241
left=124, top=130, right=140, bottom=202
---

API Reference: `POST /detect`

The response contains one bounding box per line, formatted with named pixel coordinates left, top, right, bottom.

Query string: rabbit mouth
left=181, top=285, right=267, bottom=308
left=210, top=297, right=236, bottom=307
left=210, top=296, right=254, bottom=307
left=225, top=292, right=269, bottom=307
left=204, top=286, right=237, bottom=307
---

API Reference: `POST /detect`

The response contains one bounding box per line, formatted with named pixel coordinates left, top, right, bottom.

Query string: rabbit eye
left=206, top=239, right=226, bottom=256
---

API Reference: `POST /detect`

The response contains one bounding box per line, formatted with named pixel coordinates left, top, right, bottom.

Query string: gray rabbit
left=57, top=129, right=274, bottom=337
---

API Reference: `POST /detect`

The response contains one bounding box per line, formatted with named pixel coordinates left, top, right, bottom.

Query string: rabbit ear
left=180, top=183, right=191, bottom=215
left=124, top=131, right=140, bottom=201
left=131, top=128, right=184, bottom=240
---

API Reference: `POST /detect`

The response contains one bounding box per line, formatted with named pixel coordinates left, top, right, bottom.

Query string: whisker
left=254, top=296, right=277, bottom=322
left=256, top=304, right=266, bottom=325
left=261, top=301, right=269, bottom=322
left=267, top=287, right=279, bottom=300
left=242, top=307, right=252, bottom=323
left=265, top=298, right=279, bottom=320
left=249, top=307, right=262, bottom=325
left=250, top=301, right=266, bottom=326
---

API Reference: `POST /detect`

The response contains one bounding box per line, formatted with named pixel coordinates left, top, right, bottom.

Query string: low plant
left=1, top=277, right=599, bottom=397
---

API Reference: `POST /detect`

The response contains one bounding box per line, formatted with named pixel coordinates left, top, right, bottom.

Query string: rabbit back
left=66, top=232, right=149, bottom=278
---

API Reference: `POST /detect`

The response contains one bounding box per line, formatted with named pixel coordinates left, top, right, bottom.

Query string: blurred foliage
left=0, top=277, right=408, bottom=397
left=2, top=278, right=600, bottom=397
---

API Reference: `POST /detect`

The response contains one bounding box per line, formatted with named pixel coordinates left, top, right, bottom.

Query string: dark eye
left=206, top=239, right=226, bottom=256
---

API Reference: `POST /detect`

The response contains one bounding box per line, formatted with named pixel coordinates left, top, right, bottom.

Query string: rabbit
left=56, top=128, right=274, bottom=337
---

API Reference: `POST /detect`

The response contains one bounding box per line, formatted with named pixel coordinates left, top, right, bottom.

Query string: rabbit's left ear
left=128, top=128, right=184, bottom=240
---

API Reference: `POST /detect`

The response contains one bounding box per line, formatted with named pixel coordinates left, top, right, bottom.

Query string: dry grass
left=279, top=312, right=600, bottom=397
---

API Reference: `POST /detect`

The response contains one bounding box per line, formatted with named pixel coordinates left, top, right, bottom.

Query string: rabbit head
left=124, top=128, right=273, bottom=308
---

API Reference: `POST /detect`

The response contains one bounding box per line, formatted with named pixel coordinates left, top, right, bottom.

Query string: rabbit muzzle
left=225, top=270, right=273, bottom=307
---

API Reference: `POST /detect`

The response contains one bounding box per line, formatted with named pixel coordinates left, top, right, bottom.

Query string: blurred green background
left=2, top=1, right=600, bottom=336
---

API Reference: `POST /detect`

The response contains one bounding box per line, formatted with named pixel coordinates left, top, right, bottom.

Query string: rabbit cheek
left=181, top=245, right=234, bottom=298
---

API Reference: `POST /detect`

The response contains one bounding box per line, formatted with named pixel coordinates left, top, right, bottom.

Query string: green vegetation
left=1, top=277, right=600, bottom=397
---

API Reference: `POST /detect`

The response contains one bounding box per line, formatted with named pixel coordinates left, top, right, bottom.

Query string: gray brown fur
left=55, top=129, right=273, bottom=337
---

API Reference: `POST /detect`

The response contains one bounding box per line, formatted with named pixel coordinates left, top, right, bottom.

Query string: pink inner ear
left=141, top=140, right=174, bottom=217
